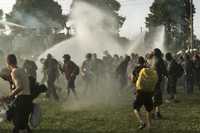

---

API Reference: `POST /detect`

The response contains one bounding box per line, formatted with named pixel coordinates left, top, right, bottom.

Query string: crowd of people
left=0, top=48, right=199, bottom=132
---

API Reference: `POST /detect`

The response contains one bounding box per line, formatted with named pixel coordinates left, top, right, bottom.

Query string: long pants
left=47, top=75, right=59, bottom=100
left=167, top=77, right=177, bottom=99
left=184, top=75, right=194, bottom=94
left=118, top=75, right=128, bottom=89
left=11, top=95, right=32, bottom=133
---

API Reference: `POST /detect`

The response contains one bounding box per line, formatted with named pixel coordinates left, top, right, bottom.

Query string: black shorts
left=133, top=92, right=153, bottom=112
left=68, top=77, right=76, bottom=89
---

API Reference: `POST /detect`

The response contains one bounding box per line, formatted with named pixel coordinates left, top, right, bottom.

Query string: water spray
left=0, top=20, right=26, bottom=29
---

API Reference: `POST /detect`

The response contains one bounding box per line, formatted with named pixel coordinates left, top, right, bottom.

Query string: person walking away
left=165, top=52, right=183, bottom=102
left=183, top=54, right=194, bottom=94
left=23, top=60, right=38, bottom=81
left=116, top=56, right=131, bottom=90
left=91, top=53, right=104, bottom=91
left=132, top=56, right=147, bottom=84
left=133, top=57, right=158, bottom=130
left=60, top=54, right=79, bottom=99
left=23, top=60, right=38, bottom=95
left=43, top=54, right=59, bottom=101
left=102, top=51, right=113, bottom=89
left=152, top=48, right=167, bottom=119
left=81, top=53, right=94, bottom=94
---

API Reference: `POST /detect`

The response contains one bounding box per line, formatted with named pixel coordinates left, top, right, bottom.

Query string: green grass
left=1, top=89, right=200, bottom=133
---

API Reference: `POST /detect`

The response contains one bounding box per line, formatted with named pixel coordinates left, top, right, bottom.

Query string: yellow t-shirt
left=136, top=68, right=158, bottom=92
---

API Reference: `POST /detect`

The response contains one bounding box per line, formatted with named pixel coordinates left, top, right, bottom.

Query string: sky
left=0, top=0, right=199, bottom=39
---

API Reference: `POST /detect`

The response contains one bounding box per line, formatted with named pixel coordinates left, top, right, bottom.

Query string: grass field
left=1, top=88, right=200, bottom=133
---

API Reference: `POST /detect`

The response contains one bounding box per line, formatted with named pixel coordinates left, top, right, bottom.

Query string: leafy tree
left=6, top=0, right=67, bottom=29
left=145, top=0, right=196, bottom=50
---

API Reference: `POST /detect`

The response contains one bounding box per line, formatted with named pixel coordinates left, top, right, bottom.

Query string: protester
left=40, top=58, right=47, bottom=84
left=193, top=54, right=200, bottom=90
left=81, top=53, right=94, bottom=93
left=60, top=54, right=79, bottom=98
left=132, top=56, right=147, bottom=83
left=0, top=54, right=32, bottom=133
left=0, top=47, right=199, bottom=132
left=91, top=53, right=104, bottom=90
left=133, top=55, right=158, bottom=129
left=165, top=52, right=183, bottom=102
left=183, top=54, right=194, bottom=94
left=152, top=48, right=167, bottom=119
left=23, top=59, right=38, bottom=81
left=43, top=54, right=59, bottom=100
left=116, top=55, right=131, bottom=89
left=102, top=51, right=113, bottom=88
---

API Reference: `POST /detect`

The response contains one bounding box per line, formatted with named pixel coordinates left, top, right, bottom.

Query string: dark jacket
left=183, top=59, right=194, bottom=77
left=154, top=57, right=168, bottom=82
left=167, top=59, right=178, bottom=79
left=61, top=61, right=79, bottom=80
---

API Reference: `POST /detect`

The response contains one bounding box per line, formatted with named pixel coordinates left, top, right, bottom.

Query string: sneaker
left=138, top=122, right=146, bottom=130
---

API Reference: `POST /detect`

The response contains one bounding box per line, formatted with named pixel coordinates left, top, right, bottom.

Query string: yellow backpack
left=136, top=68, right=158, bottom=92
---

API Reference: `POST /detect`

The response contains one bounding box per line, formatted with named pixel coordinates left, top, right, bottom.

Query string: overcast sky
left=0, top=0, right=199, bottom=39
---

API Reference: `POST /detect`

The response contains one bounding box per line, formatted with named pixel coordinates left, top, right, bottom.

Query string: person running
left=0, top=54, right=32, bottom=133
left=152, top=48, right=167, bottom=119
left=133, top=56, right=158, bottom=130
left=43, top=54, right=59, bottom=100
left=60, top=54, right=79, bottom=98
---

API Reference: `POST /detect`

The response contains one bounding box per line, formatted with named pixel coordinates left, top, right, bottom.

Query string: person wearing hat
left=60, top=54, right=79, bottom=99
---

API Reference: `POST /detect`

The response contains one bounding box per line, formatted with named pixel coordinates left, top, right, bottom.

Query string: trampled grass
left=1, top=89, right=200, bottom=133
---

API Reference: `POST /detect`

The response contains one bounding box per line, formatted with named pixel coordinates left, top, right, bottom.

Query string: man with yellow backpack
left=132, top=56, right=158, bottom=130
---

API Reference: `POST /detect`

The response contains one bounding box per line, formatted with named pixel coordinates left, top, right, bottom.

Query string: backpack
left=29, top=77, right=47, bottom=100
left=136, top=68, right=158, bottom=92
left=74, top=64, right=80, bottom=75
left=175, top=63, right=184, bottom=78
